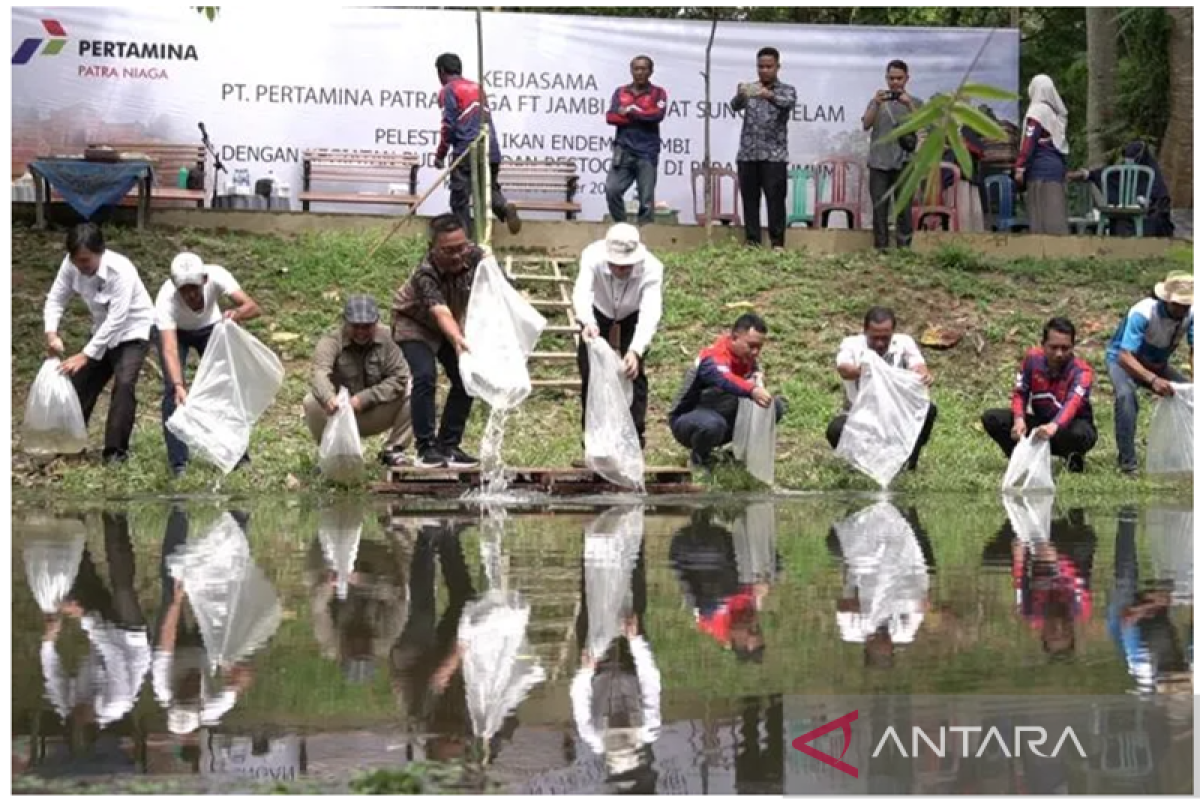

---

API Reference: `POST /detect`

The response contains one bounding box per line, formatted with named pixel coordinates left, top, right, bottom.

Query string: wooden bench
left=300, top=149, right=420, bottom=212
left=498, top=160, right=581, bottom=219
left=90, top=143, right=208, bottom=207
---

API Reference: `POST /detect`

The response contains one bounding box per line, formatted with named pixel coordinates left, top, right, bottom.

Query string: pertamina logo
left=11, top=19, right=67, bottom=65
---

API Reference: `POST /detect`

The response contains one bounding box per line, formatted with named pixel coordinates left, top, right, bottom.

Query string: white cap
left=168, top=707, right=201, bottom=735
left=170, top=252, right=207, bottom=288
left=604, top=223, right=647, bottom=266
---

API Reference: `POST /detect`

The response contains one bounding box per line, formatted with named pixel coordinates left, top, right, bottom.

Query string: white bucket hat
left=604, top=223, right=647, bottom=267
left=1154, top=271, right=1194, bottom=306
left=170, top=252, right=207, bottom=288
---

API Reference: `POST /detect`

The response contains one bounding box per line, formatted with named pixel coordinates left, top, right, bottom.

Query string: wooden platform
left=372, top=465, right=697, bottom=496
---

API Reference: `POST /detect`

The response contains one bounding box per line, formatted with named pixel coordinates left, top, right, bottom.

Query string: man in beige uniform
left=303, top=295, right=413, bottom=467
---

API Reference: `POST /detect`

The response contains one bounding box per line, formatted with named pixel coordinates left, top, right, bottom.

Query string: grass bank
left=9, top=225, right=1193, bottom=500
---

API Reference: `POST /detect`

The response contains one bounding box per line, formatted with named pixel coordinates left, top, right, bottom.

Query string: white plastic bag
left=20, top=515, right=87, bottom=614
left=460, top=590, right=547, bottom=741
left=732, top=502, right=777, bottom=586
left=458, top=256, right=546, bottom=410
left=317, top=503, right=364, bottom=600
left=318, top=388, right=365, bottom=483
left=1147, top=383, right=1194, bottom=475
left=166, top=321, right=285, bottom=474
left=732, top=398, right=777, bottom=486
left=584, top=339, right=644, bottom=490
left=1146, top=506, right=1194, bottom=605
left=582, top=507, right=645, bottom=660
left=1002, top=435, right=1055, bottom=493
left=1001, top=492, right=1054, bottom=544
left=835, top=351, right=930, bottom=488
left=23, top=358, right=88, bottom=456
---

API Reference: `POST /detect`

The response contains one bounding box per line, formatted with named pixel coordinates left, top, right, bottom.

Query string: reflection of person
left=734, top=696, right=784, bottom=794
left=862, top=59, right=922, bottom=249
left=1015, top=74, right=1070, bottom=235
left=42, top=223, right=155, bottom=465
left=981, top=317, right=1097, bottom=473
left=669, top=508, right=768, bottom=662
left=1105, top=271, right=1193, bottom=476
left=41, top=511, right=150, bottom=729
left=827, top=505, right=934, bottom=669
left=605, top=55, right=668, bottom=226
left=155, top=252, right=261, bottom=477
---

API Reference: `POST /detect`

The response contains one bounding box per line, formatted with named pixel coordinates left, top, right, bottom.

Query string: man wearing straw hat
left=1106, top=271, right=1193, bottom=476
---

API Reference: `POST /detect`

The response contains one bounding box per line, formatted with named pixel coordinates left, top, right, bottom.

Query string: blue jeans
left=606, top=145, right=657, bottom=226
left=1108, top=360, right=1187, bottom=471
left=158, top=324, right=215, bottom=470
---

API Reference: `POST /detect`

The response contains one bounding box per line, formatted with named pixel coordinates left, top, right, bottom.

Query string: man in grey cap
left=304, top=295, right=413, bottom=467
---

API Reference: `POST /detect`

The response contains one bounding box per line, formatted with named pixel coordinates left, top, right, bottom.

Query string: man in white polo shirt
left=572, top=223, right=664, bottom=453
left=826, top=306, right=937, bottom=472
left=43, top=223, right=156, bottom=465
left=156, top=252, right=262, bottom=476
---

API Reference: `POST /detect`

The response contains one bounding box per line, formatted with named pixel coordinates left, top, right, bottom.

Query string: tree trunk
left=1160, top=7, right=1193, bottom=208
left=1085, top=8, right=1118, bottom=166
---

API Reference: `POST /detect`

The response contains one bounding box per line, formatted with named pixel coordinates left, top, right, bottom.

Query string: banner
left=11, top=7, right=1019, bottom=223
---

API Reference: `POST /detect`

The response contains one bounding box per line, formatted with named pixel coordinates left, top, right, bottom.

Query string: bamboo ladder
left=504, top=254, right=581, bottom=391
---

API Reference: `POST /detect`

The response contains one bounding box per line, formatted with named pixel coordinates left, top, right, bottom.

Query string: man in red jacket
left=981, top=317, right=1098, bottom=473
left=604, top=55, right=668, bottom=226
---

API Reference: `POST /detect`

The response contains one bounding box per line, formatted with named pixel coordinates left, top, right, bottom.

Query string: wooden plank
left=386, top=465, right=690, bottom=482
left=297, top=192, right=416, bottom=204
left=530, top=351, right=576, bottom=360
left=543, top=325, right=578, bottom=335
left=510, top=273, right=571, bottom=283
left=528, top=299, right=570, bottom=309
left=530, top=379, right=581, bottom=389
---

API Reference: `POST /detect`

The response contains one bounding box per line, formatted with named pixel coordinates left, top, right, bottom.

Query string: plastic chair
left=813, top=158, right=865, bottom=229
left=692, top=164, right=741, bottom=227
left=983, top=174, right=1026, bottom=232
left=1096, top=164, right=1155, bottom=237
left=913, top=162, right=961, bottom=231
left=1067, top=181, right=1099, bottom=235
left=787, top=166, right=814, bottom=228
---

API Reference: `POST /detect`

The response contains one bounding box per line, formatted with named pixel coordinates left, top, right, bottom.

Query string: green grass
left=10, top=225, right=1193, bottom=501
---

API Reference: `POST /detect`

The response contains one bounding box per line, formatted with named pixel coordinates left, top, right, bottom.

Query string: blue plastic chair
left=1096, top=164, right=1155, bottom=237
left=983, top=174, right=1025, bottom=232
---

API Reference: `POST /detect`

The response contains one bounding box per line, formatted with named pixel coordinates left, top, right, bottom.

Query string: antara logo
left=12, top=19, right=67, bottom=65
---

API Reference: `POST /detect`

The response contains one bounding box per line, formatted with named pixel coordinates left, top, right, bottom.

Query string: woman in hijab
left=1015, top=74, right=1070, bottom=235
left=1072, top=140, right=1175, bottom=237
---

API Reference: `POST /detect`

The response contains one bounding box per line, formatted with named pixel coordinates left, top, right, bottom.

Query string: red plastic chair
left=813, top=158, right=866, bottom=229
left=913, top=162, right=961, bottom=231
left=692, top=165, right=741, bottom=227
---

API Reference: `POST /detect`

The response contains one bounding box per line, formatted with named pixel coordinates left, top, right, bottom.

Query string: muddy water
left=10, top=494, right=1193, bottom=794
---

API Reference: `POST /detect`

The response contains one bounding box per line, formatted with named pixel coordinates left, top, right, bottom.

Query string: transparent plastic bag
left=318, top=388, right=365, bottom=483
left=166, top=321, right=285, bottom=474
left=1002, top=435, right=1055, bottom=493
left=1146, top=506, right=1193, bottom=605
left=584, top=339, right=643, bottom=490
left=732, top=397, right=777, bottom=486
left=23, top=358, right=88, bottom=456
left=582, top=507, right=645, bottom=659
left=317, top=502, right=363, bottom=600
left=458, top=256, right=546, bottom=410
left=20, top=514, right=88, bottom=614
left=1147, top=383, right=1194, bottom=475
left=732, top=502, right=777, bottom=586
left=459, top=590, right=546, bottom=741
left=835, top=351, right=930, bottom=488
left=1001, top=491, right=1054, bottom=543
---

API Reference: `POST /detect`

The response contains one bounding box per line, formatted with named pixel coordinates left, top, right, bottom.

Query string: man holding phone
left=862, top=59, right=922, bottom=250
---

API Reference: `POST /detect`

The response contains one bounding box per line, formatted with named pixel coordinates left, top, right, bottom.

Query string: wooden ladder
left=504, top=254, right=581, bottom=392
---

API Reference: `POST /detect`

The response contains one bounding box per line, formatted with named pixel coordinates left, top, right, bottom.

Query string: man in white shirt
left=572, top=223, right=664, bottom=451
left=43, top=223, right=156, bottom=465
left=156, top=252, right=261, bottom=476
left=827, top=306, right=937, bottom=471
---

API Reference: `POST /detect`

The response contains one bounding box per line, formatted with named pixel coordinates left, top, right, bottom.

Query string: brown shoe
left=505, top=204, right=522, bottom=235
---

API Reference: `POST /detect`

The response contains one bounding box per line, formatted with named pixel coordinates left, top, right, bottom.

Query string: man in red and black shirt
left=433, top=53, right=520, bottom=237
left=605, top=55, right=668, bottom=227
left=981, top=317, right=1098, bottom=472
left=669, top=314, right=786, bottom=469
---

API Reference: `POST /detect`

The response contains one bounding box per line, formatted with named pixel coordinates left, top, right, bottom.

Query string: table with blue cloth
left=28, top=158, right=153, bottom=230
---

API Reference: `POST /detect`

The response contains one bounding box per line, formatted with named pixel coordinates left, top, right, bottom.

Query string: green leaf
left=881, top=103, right=945, bottom=143
left=946, top=124, right=973, bottom=181
left=952, top=103, right=1007, bottom=140
left=960, top=83, right=1018, bottom=101
left=892, top=129, right=945, bottom=212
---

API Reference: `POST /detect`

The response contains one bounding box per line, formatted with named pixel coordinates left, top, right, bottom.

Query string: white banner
left=11, top=7, right=1019, bottom=223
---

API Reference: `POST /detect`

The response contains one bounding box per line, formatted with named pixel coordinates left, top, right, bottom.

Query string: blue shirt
left=1106, top=297, right=1194, bottom=367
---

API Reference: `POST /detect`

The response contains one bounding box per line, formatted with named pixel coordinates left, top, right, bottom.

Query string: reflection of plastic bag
left=1001, top=492, right=1054, bottom=543
left=459, top=256, right=546, bottom=410
left=1146, top=506, right=1194, bottom=605
left=732, top=502, right=777, bottom=585
left=732, top=398, right=777, bottom=485
left=1147, top=384, right=1194, bottom=475
left=166, top=321, right=285, bottom=474
left=584, top=339, right=643, bottom=489
left=21, top=515, right=88, bottom=613
left=583, top=507, right=645, bottom=659
left=318, top=503, right=364, bottom=600
left=835, top=351, right=929, bottom=488
left=318, top=388, right=365, bottom=483
left=23, top=358, right=88, bottom=456
left=1002, top=435, right=1055, bottom=493
left=460, top=590, right=547, bottom=741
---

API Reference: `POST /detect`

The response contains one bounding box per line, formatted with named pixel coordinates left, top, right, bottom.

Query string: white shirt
left=836, top=333, right=926, bottom=406
left=155, top=264, right=242, bottom=332
left=40, top=614, right=151, bottom=727
left=572, top=240, right=664, bottom=357
left=570, top=635, right=662, bottom=755
left=43, top=250, right=156, bottom=360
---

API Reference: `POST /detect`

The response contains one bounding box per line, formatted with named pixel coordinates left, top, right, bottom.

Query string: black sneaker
left=415, top=448, right=447, bottom=469
left=444, top=447, right=480, bottom=469
left=505, top=203, right=522, bottom=235
left=1065, top=453, right=1086, bottom=474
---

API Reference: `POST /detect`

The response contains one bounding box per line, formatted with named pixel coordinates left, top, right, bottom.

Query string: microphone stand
left=199, top=126, right=226, bottom=208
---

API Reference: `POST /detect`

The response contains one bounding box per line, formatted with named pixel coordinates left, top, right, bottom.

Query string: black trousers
left=399, top=340, right=473, bottom=454
left=450, top=159, right=509, bottom=236
left=737, top=161, right=788, bottom=248
left=826, top=403, right=938, bottom=468
left=70, top=338, right=150, bottom=458
left=869, top=167, right=914, bottom=249
left=576, top=307, right=648, bottom=448
left=980, top=408, right=1098, bottom=459
left=66, top=511, right=144, bottom=630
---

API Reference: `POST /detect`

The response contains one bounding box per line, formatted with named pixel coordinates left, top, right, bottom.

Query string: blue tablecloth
left=29, top=159, right=152, bottom=219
